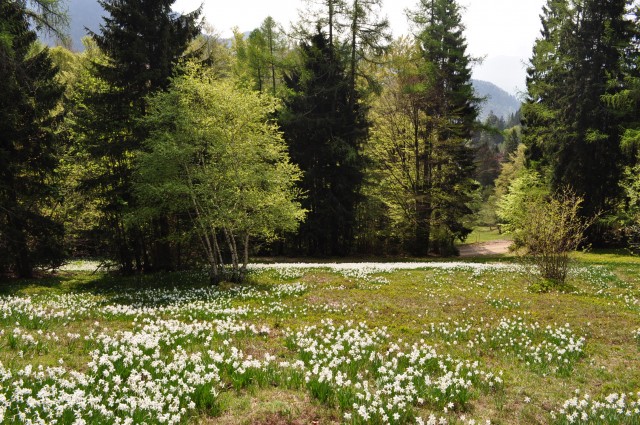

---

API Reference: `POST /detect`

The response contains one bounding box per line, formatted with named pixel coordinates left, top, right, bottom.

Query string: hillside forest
left=2, top=0, right=640, bottom=281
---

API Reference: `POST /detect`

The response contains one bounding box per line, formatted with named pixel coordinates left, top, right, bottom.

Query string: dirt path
left=458, top=239, right=512, bottom=257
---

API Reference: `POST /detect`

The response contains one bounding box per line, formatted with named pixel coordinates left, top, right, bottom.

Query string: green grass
left=460, top=226, right=512, bottom=245
left=0, top=254, right=639, bottom=424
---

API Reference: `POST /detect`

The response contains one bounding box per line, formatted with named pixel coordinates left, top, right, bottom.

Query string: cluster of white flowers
left=569, top=266, right=640, bottom=312
left=422, top=319, right=476, bottom=345
left=269, top=283, right=308, bottom=297
left=490, top=317, right=586, bottom=375
left=422, top=315, right=586, bottom=376
left=0, top=278, right=320, bottom=424
left=248, top=261, right=522, bottom=276
left=0, top=312, right=307, bottom=424
left=551, top=391, right=640, bottom=424
left=569, top=266, right=619, bottom=292
left=2, top=261, right=636, bottom=425
left=271, top=266, right=306, bottom=280
left=0, top=294, right=93, bottom=326
left=285, top=320, right=503, bottom=424
left=0, top=328, right=225, bottom=424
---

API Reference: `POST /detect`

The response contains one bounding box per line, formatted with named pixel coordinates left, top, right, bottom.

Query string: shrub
left=515, top=189, right=593, bottom=285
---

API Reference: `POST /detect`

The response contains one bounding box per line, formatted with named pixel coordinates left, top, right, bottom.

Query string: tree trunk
left=14, top=227, right=32, bottom=278
left=152, top=216, right=173, bottom=272
left=241, top=234, right=249, bottom=272
left=415, top=198, right=431, bottom=256
left=223, top=228, right=240, bottom=282
left=349, top=0, right=358, bottom=108
left=268, top=26, right=276, bottom=96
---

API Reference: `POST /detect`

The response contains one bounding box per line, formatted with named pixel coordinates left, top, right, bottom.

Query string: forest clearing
left=1, top=253, right=639, bottom=424
left=4, top=0, right=640, bottom=423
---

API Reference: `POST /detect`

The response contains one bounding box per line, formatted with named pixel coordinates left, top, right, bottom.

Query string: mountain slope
left=472, top=79, right=521, bottom=121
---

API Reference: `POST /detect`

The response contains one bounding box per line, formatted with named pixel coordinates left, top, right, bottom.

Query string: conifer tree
left=344, top=0, right=391, bottom=99
left=523, top=0, right=633, bottom=227
left=76, top=0, right=201, bottom=272
left=260, top=16, right=285, bottom=96
left=408, top=0, right=480, bottom=255
left=280, top=29, right=367, bottom=256
left=0, top=1, right=65, bottom=277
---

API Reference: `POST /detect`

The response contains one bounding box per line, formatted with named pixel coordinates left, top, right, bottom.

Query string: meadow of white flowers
left=0, top=261, right=639, bottom=424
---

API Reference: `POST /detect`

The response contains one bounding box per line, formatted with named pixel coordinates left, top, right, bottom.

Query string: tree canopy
left=136, top=65, right=305, bottom=281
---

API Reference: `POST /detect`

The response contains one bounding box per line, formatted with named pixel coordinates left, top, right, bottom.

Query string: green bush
left=516, top=189, right=593, bottom=284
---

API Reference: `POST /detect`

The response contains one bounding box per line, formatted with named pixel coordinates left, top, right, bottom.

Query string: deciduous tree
left=136, top=65, right=305, bottom=282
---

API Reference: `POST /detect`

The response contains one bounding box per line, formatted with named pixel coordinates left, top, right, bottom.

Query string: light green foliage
left=135, top=64, right=305, bottom=280
left=365, top=38, right=424, bottom=243
left=494, top=144, right=541, bottom=238
left=497, top=168, right=547, bottom=235
left=230, top=18, right=291, bottom=96
left=366, top=19, right=478, bottom=256
left=186, top=25, right=234, bottom=78
left=620, top=160, right=640, bottom=249
left=513, top=189, right=593, bottom=284
left=621, top=162, right=640, bottom=211
left=57, top=38, right=112, bottom=255
left=495, top=142, right=527, bottom=200
left=48, top=45, right=80, bottom=85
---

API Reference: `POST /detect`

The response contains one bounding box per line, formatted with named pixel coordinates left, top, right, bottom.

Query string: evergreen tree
left=246, top=28, right=268, bottom=92
left=0, top=1, right=65, bottom=277
left=297, top=0, right=346, bottom=50
left=280, top=29, right=367, bottom=256
left=20, top=0, right=69, bottom=42
left=523, top=0, right=633, bottom=228
left=502, top=126, right=521, bottom=158
left=260, top=16, right=286, bottom=96
left=344, top=0, right=391, bottom=99
left=473, top=113, right=505, bottom=187
left=76, top=0, right=201, bottom=272
left=408, top=0, right=480, bottom=255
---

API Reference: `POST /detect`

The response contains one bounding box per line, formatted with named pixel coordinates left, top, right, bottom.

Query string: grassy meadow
left=0, top=253, right=639, bottom=424
left=459, top=227, right=512, bottom=245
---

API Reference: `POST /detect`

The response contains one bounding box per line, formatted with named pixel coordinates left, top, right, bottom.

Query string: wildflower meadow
left=1, top=255, right=640, bottom=424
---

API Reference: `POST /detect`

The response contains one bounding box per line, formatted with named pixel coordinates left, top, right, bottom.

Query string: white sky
left=172, top=0, right=547, bottom=94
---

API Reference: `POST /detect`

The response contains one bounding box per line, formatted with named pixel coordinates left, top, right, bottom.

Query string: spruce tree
left=0, top=1, right=65, bottom=277
left=344, top=0, right=391, bottom=100
left=409, top=0, right=480, bottom=255
left=280, top=29, right=367, bottom=256
left=77, top=0, right=200, bottom=272
left=523, top=0, right=633, bottom=229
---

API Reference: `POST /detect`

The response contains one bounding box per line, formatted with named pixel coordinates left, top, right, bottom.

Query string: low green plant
left=515, top=189, right=594, bottom=285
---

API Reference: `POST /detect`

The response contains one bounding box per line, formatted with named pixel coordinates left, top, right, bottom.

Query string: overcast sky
left=172, top=0, right=547, bottom=94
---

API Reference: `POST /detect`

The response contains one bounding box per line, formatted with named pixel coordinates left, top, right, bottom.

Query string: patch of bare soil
left=458, top=240, right=512, bottom=257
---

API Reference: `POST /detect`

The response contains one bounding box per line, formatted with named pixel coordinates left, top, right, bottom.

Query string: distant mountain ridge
left=472, top=79, right=521, bottom=121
